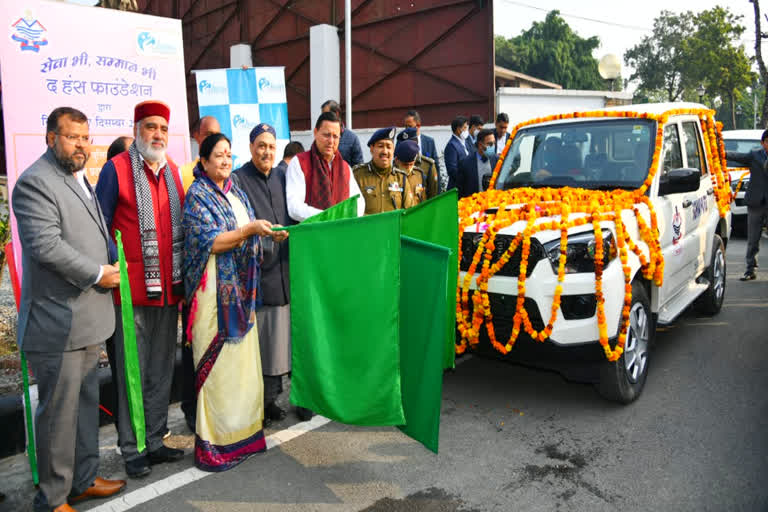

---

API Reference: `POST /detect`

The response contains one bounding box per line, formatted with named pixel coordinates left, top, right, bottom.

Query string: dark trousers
left=746, top=204, right=768, bottom=272
left=264, top=375, right=283, bottom=406
left=179, top=303, right=196, bottom=428
left=113, top=304, right=178, bottom=461
left=27, top=345, right=100, bottom=509
left=104, top=336, right=120, bottom=433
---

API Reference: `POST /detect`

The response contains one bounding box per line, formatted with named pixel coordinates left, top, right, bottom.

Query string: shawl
left=182, top=167, right=261, bottom=343
left=297, top=143, right=350, bottom=210
left=128, top=142, right=184, bottom=297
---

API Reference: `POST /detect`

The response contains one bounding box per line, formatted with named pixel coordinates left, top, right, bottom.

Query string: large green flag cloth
left=401, top=190, right=458, bottom=369
left=398, top=236, right=449, bottom=453
left=302, top=194, right=359, bottom=224
left=288, top=192, right=456, bottom=452
left=115, top=230, right=146, bottom=453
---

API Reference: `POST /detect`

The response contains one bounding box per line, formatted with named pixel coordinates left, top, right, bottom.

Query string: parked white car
left=458, top=103, right=732, bottom=403
left=722, top=129, right=761, bottom=224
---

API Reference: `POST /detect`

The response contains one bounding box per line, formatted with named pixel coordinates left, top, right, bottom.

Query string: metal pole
left=345, top=0, right=352, bottom=129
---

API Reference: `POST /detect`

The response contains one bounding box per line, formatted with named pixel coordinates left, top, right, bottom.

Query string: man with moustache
left=13, top=107, right=125, bottom=512
left=286, top=111, right=365, bottom=222
left=353, top=127, right=415, bottom=215
left=233, top=124, right=292, bottom=426
left=95, top=100, right=185, bottom=478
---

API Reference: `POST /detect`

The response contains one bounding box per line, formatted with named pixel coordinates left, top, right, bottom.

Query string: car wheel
left=694, top=234, right=726, bottom=316
left=597, top=280, right=653, bottom=404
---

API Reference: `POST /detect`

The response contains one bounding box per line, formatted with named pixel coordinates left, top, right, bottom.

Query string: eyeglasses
left=56, top=132, right=93, bottom=145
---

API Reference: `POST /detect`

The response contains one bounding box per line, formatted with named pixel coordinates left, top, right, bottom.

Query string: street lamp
left=697, top=84, right=706, bottom=104
left=598, top=54, right=621, bottom=92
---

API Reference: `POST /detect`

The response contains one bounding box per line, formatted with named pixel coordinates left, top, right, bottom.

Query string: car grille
left=476, top=293, right=545, bottom=342
left=460, top=232, right=546, bottom=277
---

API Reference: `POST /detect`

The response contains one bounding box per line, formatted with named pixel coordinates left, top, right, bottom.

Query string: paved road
left=1, top=237, right=766, bottom=512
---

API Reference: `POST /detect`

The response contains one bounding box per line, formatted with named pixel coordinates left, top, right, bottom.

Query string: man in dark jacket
left=726, top=129, right=768, bottom=281
left=275, top=141, right=304, bottom=175
left=234, top=124, right=294, bottom=424
left=457, top=128, right=498, bottom=198
left=404, top=110, right=445, bottom=191
left=321, top=100, right=363, bottom=166
left=444, top=115, right=470, bottom=190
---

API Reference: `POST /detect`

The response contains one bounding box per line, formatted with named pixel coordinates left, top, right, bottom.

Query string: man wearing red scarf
left=286, top=111, right=365, bottom=221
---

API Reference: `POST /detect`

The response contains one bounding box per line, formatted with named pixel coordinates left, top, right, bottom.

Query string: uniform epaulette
left=392, top=167, right=407, bottom=175
left=352, top=163, right=368, bottom=173
left=420, top=154, right=435, bottom=165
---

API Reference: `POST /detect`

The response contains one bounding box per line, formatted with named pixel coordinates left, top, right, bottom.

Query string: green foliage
left=625, top=6, right=755, bottom=119
left=495, top=11, right=606, bottom=90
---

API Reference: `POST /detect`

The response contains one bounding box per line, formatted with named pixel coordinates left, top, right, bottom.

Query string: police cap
left=394, top=140, right=419, bottom=163
left=367, top=126, right=396, bottom=147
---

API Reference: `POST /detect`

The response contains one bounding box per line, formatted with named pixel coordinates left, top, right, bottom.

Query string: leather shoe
left=53, top=505, right=78, bottom=512
left=740, top=271, right=756, bottom=281
left=68, top=477, right=126, bottom=504
left=296, top=406, right=314, bottom=422
left=125, top=456, right=152, bottom=478
left=265, top=402, right=287, bottom=422
left=148, top=445, right=184, bottom=465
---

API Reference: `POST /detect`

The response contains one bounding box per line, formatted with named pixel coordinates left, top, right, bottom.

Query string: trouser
left=746, top=204, right=768, bottom=272
left=179, top=303, right=196, bottom=427
left=26, top=345, right=101, bottom=510
left=104, top=336, right=120, bottom=433
left=264, top=375, right=283, bottom=405
left=113, top=304, right=178, bottom=461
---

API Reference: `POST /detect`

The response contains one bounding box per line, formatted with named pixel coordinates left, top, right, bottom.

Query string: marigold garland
left=456, top=107, right=731, bottom=362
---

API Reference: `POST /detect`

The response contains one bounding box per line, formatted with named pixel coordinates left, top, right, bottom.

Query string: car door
left=656, top=121, right=696, bottom=307
left=679, top=119, right=714, bottom=276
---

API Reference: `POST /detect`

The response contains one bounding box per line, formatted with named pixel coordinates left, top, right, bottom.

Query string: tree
left=750, top=0, right=768, bottom=127
left=686, top=7, right=755, bottom=128
left=624, top=11, right=696, bottom=102
left=495, top=11, right=605, bottom=90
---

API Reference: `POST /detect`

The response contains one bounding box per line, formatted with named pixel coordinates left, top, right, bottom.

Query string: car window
left=661, top=123, right=683, bottom=178
left=724, top=138, right=761, bottom=167
left=681, top=121, right=706, bottom=175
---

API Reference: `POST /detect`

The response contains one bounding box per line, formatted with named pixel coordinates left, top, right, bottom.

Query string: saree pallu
left=191, top=191, right=265, bottom=472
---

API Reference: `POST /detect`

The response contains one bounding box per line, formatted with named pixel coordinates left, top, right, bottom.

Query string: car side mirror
left=481, top=173, right=492, bottom=191
left=658, top=168, right=700, bottom=196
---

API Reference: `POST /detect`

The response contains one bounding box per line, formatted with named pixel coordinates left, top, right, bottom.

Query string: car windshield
left=494, top=119, right=656, bottom=191
left=724, top=139, right=760, bottom=167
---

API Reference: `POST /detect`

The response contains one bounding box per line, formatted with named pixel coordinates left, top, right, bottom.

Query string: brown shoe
left=53, top=505, right=78, bottom=512
left=68, top=477, right=126, bottom=504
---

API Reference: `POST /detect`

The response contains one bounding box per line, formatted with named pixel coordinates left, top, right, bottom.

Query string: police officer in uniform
left=394, top=140, right=428, bottom=206
left=353, top=127, right=414, bottom=215
left=397, top=127, right=439, bottom=199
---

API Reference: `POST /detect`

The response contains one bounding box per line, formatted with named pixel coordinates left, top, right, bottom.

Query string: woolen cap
left=134, top=100, right=170, bottom=123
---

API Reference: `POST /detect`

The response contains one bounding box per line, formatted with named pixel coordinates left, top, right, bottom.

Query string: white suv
left=458, top=103, right=732, bottom=403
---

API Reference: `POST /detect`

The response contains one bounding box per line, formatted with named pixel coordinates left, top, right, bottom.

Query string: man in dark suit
left=12, top=107, right=126, bottom=512
left=726, top=129, right=768, bottom=281
left=494, top=113, right=510, bottom=155
left=444, top=115, right=470, bottom=190
left=457, top=128, right=498, bottom=198
left=275, top=141, right=304, bottom=175
left=404, top=110, right=445, bottom=191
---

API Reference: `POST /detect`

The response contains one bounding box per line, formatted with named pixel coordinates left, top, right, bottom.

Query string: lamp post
left=697, top=84, right=706, bottom=105
left=598, top=54, right=621, bottom=92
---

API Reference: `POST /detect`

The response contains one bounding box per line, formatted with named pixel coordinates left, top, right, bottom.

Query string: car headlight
left=543, top=229, right=617, bottom=274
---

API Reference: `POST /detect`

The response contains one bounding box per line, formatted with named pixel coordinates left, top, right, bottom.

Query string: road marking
left=684, top=321, right=729, bottom=326
left=723, top=303, right=768, bottom=308
left=88, top=414, right=332, bottom=512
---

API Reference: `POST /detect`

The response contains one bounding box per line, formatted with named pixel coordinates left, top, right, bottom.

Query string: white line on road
left=87, top=415, right=331, bottom=512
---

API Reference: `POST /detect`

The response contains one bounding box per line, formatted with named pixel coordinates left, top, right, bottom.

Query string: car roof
left=721, top=129, right=764, bottom=140
left=518, top=102, right=709, bottom=129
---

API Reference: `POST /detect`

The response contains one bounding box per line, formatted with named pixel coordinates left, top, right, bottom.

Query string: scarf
left=128, top=142, right=183, bottom=298
left=306, top=142, right=349, bottom=210
left=182, top=167, right=261, bottom=343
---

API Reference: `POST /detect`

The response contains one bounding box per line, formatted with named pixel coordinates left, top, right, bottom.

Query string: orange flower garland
left=456, top=107, right=731, bottom=362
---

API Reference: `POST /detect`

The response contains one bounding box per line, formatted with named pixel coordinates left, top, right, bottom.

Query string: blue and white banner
left=195, top=67, right=290, bottom=170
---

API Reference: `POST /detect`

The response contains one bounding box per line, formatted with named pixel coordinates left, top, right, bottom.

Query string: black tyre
left=597, top=280, right=653, bottom=404
left=694, top=234, right=726, bottom=316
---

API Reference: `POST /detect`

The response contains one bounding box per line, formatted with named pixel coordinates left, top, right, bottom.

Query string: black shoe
left=125, top=456, right=152, bottom=478
left=740, top=271, right=756, bottom=281
left=148, top=445, right=184, bottom=465
left=296, top=406, right=314, bottom=422
left=265, top=402, right=287, bottom=422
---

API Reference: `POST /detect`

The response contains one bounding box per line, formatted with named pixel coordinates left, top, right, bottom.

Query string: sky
left=493, top=0, right=762, bottom=84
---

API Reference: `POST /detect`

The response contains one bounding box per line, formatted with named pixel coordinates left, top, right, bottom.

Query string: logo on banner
left=255, top=68, right=287, bottom=104
left=198, top=80, right=212, bottom=93
left=232, top=114, right=249, bottom=129
left=11, top=10, right=48, bottom=53
left=258, top=77, right=271, bottom=91
left=136, top=30, right=180, bottom=57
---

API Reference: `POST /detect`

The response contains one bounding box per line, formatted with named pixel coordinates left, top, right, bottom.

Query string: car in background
left=722, top=129, right=762, bottom=227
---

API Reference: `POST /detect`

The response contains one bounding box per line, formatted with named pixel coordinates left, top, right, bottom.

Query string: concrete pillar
left=230, top=43, right=253, bottom=68
left=310, top=24, right=340, bottom=126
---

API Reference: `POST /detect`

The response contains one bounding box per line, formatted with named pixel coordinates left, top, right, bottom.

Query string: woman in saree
left=182, top=133, right=288, bottom=471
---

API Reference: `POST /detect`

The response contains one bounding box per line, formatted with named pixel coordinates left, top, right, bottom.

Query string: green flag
left=289, top=210, right=406, bottom=425
left=401, top=190, right=459, bottom=369
left=398, top=236, right=449, bottom=453
left=20, top=352, right=38, bottom=484
left=115, top=230, right=146, bottom=453
left=302, top=195, right=359, bottom=224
